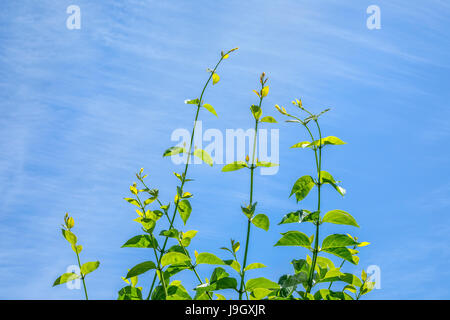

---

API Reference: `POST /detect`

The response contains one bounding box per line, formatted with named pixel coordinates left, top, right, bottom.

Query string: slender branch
left=147, top=54, right=227, bottom=299
left=238, top=87, right=263, bottom=299
left=74, top=249, right=88, bottom=300
left=305, top=119, right=323, bottom=294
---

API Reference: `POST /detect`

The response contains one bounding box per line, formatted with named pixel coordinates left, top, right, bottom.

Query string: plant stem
left=74, top=249, right=88, bottom=300
left=147, top=56, right=225, bottom=300
left=238, top=97, right=261, bottom=300
left=305, top=119, right=323, bottom=294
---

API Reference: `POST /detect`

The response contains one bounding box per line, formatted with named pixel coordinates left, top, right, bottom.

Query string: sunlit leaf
left=252, top=214, right=269, bottom=231
left=52, top=273, right=80, bottom=287
left=80, top=261, right=100, bottom=276
left=193, top=149, right=213, bottom=166
left=274, top=231, right=311, bottom=248
left=222, top=161, right=248, bottom=172
left=163, top=147, right=185, bottom=157
left=322, top=210, right=359, bottom=227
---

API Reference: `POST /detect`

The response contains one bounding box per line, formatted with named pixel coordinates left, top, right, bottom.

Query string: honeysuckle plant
left=120, top=48, right=239, bottom=300
left=51, top=49, right=375, bottom=300
left=271, top=100, right=375, bottom=300
left=52, top=213, right=100, bottom=300
left=220, top=73, right=280, bottom=300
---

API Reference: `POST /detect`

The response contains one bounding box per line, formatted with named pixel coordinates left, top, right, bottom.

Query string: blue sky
left=0, top=0, right=449, bottom=299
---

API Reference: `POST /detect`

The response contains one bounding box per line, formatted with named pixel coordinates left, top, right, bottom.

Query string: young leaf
left=310, top=136, right=346, bottom=147
left=196, top=252, right=225, bottom=265
left=61, top=229, right=77, bottom=245
left=192, top=149, right=213, bottom=166
left=118, top=286, right=143, bottom=300
left=274, top=231, right=311, bottom=248
left=322, top=247, right=357, bottom=265
left=163, top=146, right=185, bottom=157
left=321, top=234, right=359, bottom=250
left=53, top=273, right=80, bottom=286
left=256, top=161, right=279, bottom=167
left=224, top=259, right=241, bottom=273
left=244, top=263, right=267, bottom=271
left=166, top=280, right=192, bottom=300
left=320, top=171, right=346, bottom=196
left=246, top=277, right=279, bottom=291
left=124, top=197, right=140, bottom=207
left=126, top=261, right=157, bottom=279
left=161, top=252, right=191, bottom=267
left=80, top=261, right=100, bottom=276
left=202, top=103, right=218, bottom=117
left=184, top=98, right=200, bottom=105
left=121, top=235, right=158, bottom=249
left=159, top=229, right=180, bottom=239
left=291, top=141, right=312, bottom=149
left=251, top=214, right=270, bottom=231
left=222, top=161, right=248, bottom=172
left=260, top=116, right=277, bottom=123
left=322, top=210, right=359, bottom=227
left=212, top=73, right=220, bottom=85
left=178, top=200, right=192, bottom=225
left=290, top=175, right=315, bottom=202
left=250, top=105, right=262, bottom=120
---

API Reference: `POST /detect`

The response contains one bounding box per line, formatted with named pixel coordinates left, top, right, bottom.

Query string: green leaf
left=212, top=73, right=220, bottom=85
left=322, top=247, right=357, bottom=265
left=125, top=261, right=156, bottom=279
left=241, top=202, right=257, bottom=219
left=260, top=116, right=277, bottom=123
left=80, top=261, right=100, bottom=276
left=246, top=277, right=279, bottom=291
left=250, top=105, right=262, bottom=120
left=184, top=98, right=200, bottom=105
left=244, top=263, right=267, bottom=272
left=196, top=277, right=237, bottom=293
left=340, top=273, right=363, bottom=287
left=71, top=244, right=83, bottom=254
left=166, top=280, right=192, bottom=300
left=321, top=234, right=359, bottom=250
left=291, top=141, right=312, bottom=149
left=178, top=200, right=192, bottom=225
left=320, top=171, right=346, bottom=196
left=274, top=231, right=311, bottom=248
left=196, top=252, right=225, bottom=265
left=160, top=229, right=180, bottom=239
left=118, top=285, right=143, bottom=300
left=193, top=148, right=213, bottom=166
left=290, top=175, right=315, bottom=202
left=161, top=252, right=191, bottom=267
left=256, top=161, right=279, bottom=167
left=62, top=229, right=77, bottom=245
left=121, top=235, right=158, bottom=249
left=252, top=214, right=270, bottom=231
left=163, top=146, right=185, bottom=157
left=278, top=210, right=320, bottom=225
left=52, top=273, right=80, bottom=286
left=224, top=259, right=241, bottom=273
left=124, top=197, right=140, bottom=207
left=203, top=103, right=218, bottom=117
left=222, top=161, right=248, bottom=172
left=310, top=136, right=346, bottom=147
left=322, top=210, right=359, bottom=227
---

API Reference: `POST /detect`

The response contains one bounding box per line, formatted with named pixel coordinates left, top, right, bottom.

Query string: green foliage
left=52, top=50, right=373, bottom=301
left=273, top=100, right=371, bottom=300
left=53, top=213, right=99, bottom=299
